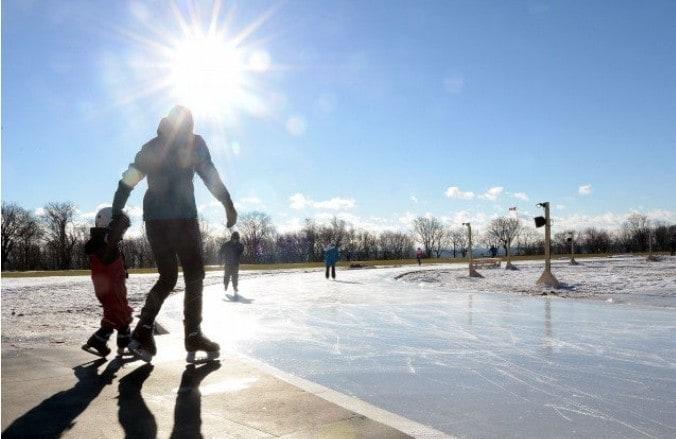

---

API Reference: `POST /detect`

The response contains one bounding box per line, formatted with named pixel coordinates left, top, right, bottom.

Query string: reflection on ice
left=162, top=260, right=676, bottom=438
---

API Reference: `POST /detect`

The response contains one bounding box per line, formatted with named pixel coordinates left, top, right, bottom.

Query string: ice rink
left=158, top=257, right=676, bottom=438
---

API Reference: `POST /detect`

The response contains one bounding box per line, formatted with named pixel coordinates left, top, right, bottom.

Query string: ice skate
left=128, top=322, right=156, bottom=363
left=185, top=329, right=220, bottom=363
left=81, top=330, right=111, bottom=357
left=116, top=325, right=132, bottom=356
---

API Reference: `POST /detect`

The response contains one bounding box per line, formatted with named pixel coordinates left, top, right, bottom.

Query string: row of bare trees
left=410, top=213, right=676, bottom=260
left=2, top=202, right=675, bottom=272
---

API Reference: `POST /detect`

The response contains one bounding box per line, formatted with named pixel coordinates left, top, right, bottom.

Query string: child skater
left=81, top=207, right=133, bottom=357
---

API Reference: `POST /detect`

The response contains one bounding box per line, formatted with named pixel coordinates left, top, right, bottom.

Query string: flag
left=509, top=207, right=517, bottom=211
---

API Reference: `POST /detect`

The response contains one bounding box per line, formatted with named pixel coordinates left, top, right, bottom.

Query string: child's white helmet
left=95, top=207, right=113, bottom=228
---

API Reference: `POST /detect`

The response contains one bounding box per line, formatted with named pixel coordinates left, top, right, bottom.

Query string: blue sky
left=2, top=0, right=675, bottom=234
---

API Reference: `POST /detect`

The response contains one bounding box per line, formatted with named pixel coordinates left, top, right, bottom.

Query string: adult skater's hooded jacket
left=324, top=245, right=340, bottom=266
left=112, top=106, right=235, bottom=221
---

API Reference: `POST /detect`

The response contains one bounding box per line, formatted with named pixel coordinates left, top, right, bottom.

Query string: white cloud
left=198, top=201, right=222, bottom=213
left=443, top=75, right=465, bottom=94
left=410, top=195, right=418, bottom=203
left=555, top=204, right=566, bottom=210
left=579, top=184, right=593, bottom=195
left=312, top=197, right=356, bottom=210
left=480, top=186, right=504, bottom=201
left=445, top=186, right=475, bottom=200
left=289, top=193, right=355, bottom=210
left=286, top=115, right=307, bottom=136
left=513, top=192, right=529, bottom=201
left=399, top=211, right=416, bottom=226
left=289, top=193, right=311, bottom=209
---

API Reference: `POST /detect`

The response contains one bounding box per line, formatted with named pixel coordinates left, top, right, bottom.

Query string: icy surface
left=164, top=257, right=675, bottom=438
left=3, top=257, right=676, bottom=437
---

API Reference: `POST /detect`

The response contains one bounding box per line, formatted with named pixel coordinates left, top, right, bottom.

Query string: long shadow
left=223, top=294, right=254, bottom=304
left=2, top=357, right=133, bottom=439
left=118, top=364, right=157, bottom=438
left=170, top=361, right=221, bottom=439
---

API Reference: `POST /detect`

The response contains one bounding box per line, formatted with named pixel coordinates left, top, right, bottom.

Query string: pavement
left=0, top=341, right=423, bottom=439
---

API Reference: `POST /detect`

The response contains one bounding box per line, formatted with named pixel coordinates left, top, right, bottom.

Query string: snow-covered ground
left=3, top=256, right=676, bottom=437
left=398, top=255, right=676, bottom=308
left=0, top=271, right=226, bottom=345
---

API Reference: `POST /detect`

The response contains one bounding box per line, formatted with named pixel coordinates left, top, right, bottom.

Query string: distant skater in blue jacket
left=324, top=242, right=340, bottom=280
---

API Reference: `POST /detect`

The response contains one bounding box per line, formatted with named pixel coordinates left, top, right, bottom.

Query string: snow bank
left=398, top=256, right=676, bottom=307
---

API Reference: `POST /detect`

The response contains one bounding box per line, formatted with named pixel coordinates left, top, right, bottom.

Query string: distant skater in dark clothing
left=81, top=207, right=132, bottom=358
left=220, top=231, right=244, bottom=296
left=324, top=242, right=340, bottom=279
left=110, top=105, right=237, bottom=364
left=416, top=247, right=423, bottom=266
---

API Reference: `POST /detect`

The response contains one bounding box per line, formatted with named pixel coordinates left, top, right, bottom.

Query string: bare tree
left=238, top=211, right=276, bottom=263
left=447, top=227, right=467, bottom=258
left=42, top=202, right=78, bottom=270
left=515, top=226, right=540, bottom=255
left=354, top=230, right=378, bottom=260
left=621, top=213, right=650, bottom=252
left=378, top=231, right=414, bottom=259
left=2, top=203, right=42, bottom=270
left=486, top=217, right=521, bottom=269
left=413, top=216, right=444, bottom=257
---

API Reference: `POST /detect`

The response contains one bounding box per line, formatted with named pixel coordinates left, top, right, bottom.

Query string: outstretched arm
left=194, top=136, right=237, bottom=228
left=112, top=153, right=146, bottom=217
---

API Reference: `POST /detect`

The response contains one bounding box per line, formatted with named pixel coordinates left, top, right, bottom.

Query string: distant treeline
left=2, top=201, right=675, bottom=272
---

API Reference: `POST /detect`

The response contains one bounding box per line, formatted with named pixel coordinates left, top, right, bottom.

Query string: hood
left=157, top=105, right=194, bottom=143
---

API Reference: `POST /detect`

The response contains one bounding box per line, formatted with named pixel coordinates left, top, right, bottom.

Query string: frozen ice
left=168, top=257, right=675, bottom=438
left=3, top=257, right=675, bottom=438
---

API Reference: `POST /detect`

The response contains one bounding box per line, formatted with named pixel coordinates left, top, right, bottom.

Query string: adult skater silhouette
left=109, top=105, right=237, bottom=364
left=324, top=241, right=340, bottom=279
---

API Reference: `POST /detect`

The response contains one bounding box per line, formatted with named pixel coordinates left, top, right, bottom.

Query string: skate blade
left=116, top=347, right=136, bottom=357
left=128, top=341, right=153, bottom=363
left=186, top=351, right=220, bottom=364
left=81, top=344, right=110, bottom=358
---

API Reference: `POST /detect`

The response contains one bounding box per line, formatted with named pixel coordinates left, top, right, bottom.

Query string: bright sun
left=116, top=1, right=273, bottom=124
left=169, top=34, right=246, bottom=117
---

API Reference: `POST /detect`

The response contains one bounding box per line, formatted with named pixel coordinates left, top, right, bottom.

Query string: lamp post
left=535, top=202, right=560, bottom=288
left=568, top=231, right=579, bottom=265
left=462, top=222, right=483, bottom=278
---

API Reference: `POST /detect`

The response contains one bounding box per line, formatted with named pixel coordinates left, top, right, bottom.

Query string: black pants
left=224, top=269, right=239, bottom=291
left=140, top=219, right=204, bottom=332
left=325, top=265, right=336, bottom=279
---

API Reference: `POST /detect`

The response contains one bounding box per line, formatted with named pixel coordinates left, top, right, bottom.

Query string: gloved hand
left=103, top=214, right=131, bottom=264
left=108, top=214, right=131, bottom=245
left=225, top=204, right=237, bottom=228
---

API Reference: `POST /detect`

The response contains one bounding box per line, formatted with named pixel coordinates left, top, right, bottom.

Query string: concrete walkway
left=1, top=337, right=416, bottom=438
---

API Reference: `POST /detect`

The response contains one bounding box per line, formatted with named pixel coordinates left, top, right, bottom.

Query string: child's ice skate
left=128, top=322, right=156, bottom=363
left=116, top=325, right=132, bottom=356
left=81, top=329, right=112, bottom=357
left=185, top=329, right=220, bottom=364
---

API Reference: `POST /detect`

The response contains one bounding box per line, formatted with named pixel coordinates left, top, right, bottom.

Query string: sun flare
left=169, top=34, right=246, bottom=116
left=114, top=1, right=274, bottom=124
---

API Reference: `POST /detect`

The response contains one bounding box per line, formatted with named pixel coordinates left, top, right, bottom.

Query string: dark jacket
left=112, top=117, right=233, bottom=220
left=220, top=240, right=244, bottom=268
